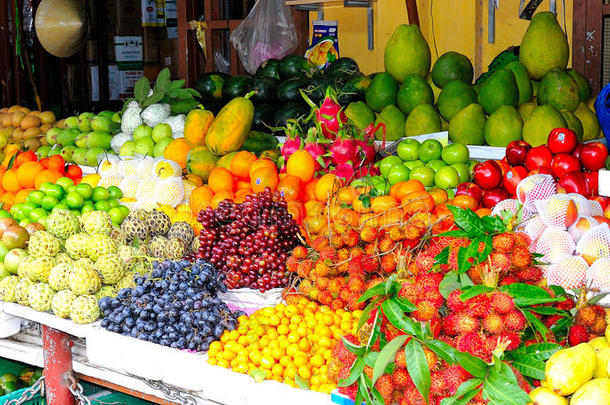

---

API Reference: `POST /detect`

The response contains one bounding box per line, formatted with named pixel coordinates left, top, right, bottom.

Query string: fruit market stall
left=3, top=1, right=610, bottom=405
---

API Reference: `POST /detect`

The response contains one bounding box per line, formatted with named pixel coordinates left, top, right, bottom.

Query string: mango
left=570, top=378, right=610, bottom=405
left=545, top=343, right=596, bottom=396
left=527, top=387, right=567, bottom=405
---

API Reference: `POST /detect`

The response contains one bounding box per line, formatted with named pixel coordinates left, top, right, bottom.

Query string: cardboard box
left=160, top=39, right=178, bottom=77
left=108, top=64, right=144, bottom=100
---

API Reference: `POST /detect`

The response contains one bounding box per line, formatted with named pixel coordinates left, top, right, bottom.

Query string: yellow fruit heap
left=208, top=298, right=362, bottom=393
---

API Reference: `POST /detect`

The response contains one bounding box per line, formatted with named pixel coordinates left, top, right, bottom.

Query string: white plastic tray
left=0, top=302, right=95, bottom=338
left=218, top=288, right=284, bottom=316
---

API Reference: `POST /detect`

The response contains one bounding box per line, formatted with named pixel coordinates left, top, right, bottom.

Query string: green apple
left=378, top=155, right=403, bottom=178
left=434, top=166, right=460, bottom=189
left=64, top=116, right=79, bottom=129
left=133, top=124, right=153, bottom=142
left=403, top=160, right=425, bottom=170
left=152, top=123, right=173, bottom=143
left=36, top=145, right=51, bottom=159
left=409, top=166, right=435, bottom=187
left=153, top=137, right=173, bottom=157
left=441, top=143, right=469, bottom=165
left=425, top=159, right=447, bottom=172
left=418, top=139, right=443, bottom=163
left=396, top=139, right=420, bottom=161
left=119, top=141, right=136, bottom=156
left=451, top=163, right=471, bottom=182
left=134, top=136, right=155, bottom=156
left=387, top=164, right=410, bottom=185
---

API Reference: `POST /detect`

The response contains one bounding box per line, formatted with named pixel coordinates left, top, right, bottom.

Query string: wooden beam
left=405, top=0, right=419, bottom=26
left=585, top=0, right=602, bottom=95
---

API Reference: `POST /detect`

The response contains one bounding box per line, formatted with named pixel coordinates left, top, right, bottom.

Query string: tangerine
left=234, top=189, right=252, bottom=203
left=211, top=190, right=235, bottom=209
left=451, top=195, right=478, bottom=211
left=250, top=167, right=279, bottom=193
left=231, top=151, right=257, bottom=179
left=286, top=200, right=304, bottom=225
left=277, top=175, right=303, bottom=201
left=336, top=186, right=358, bottom=205
left=34, top=170, right=62, bottom=189
left=304, top=179, right=317, bottom=201
left=371, top=196, right=399, bottom=213
left=286, top=150, right=315, bottom=183
left=190, top=185, right=214, bottom=215
left=14, top=188, right=33, bottom=204
left=249, top=158, right=277, bottom=180
left=314, top=174, right=342, bottom=202
left=16, top=161, right=44, bottom=189
left=208, top=167, right=236, bottom=193
left=2, top=170, right=20, bottom=192
left=304, top=200, right=324, bottom=217
left=402, top=191, right=435, bottom=215
left=389, top=180, right=425, bottom=200
left=46, top=155, right=65, bottom=174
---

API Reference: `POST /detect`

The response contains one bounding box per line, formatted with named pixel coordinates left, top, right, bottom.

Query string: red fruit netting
left=575, top=223, right=610, bottom=262
left=516, top=174, right=557, bottom=213
left=586, top=258, right=610, bottom=292
left=532, top=226, right=576, bottom=264
left=534, top=194, right=578, bottom=229
left=546, top=255, right=589, bottom=289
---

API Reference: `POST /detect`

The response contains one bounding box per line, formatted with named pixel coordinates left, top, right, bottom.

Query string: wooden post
left=405, top=0, right=419, bottom=26
left=42, top=326, right=75, bottom=405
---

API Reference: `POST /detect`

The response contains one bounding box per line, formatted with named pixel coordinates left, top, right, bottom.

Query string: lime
left=66, top=192, right=84, bottom=209
left=387, top=164, right=411, bottom=185
left=21, top=203, right=37, bottom=217
left=107, top=186, right=123, bottom=200
left=26, top=191, right=45, bottom=206
left=38, top=182, right=54, bottom=195
left=92, top=187, right=109, bottom=202
left=52, top=203, right=69, bottom=212
left=108, top=207, right=125, bottom=224
left=108, top=199, right=120, bottom=208
left=81, top=204, right=95, bottom=214
left=45, top=184, right=65, bottom=200
left=56, top=177, right=74, bottom=190
left=117, top=206, right=130, bottom=218
left=40, top=195, right=59, bottom=211
left=29, top=208, right=48, bottom=223
left=75, top=183, right=93, bottom=200
left=94, top=200, right=111, bottom=212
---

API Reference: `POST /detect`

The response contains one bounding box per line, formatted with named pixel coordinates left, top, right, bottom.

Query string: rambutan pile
left=288, top=221, right=427, bottom=309
left=568, top=304, right=608, bottom=345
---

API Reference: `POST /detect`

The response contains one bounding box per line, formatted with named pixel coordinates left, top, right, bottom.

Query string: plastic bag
left=230, top=0, right=298, bottom=74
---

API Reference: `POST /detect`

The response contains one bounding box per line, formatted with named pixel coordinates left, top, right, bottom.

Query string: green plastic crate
left=91, top=392, right=153, bottom=405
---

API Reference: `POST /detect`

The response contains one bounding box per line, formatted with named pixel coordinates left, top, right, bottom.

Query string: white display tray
left=0, top=301, right=95, bottom=338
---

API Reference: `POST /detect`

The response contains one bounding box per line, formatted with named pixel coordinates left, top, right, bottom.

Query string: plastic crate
left=91, top=392, right=153, bottom=404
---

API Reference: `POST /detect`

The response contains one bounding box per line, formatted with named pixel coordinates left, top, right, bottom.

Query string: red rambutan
left=342, top=229, right=359, bottom=247
left=466, top=294, right=492, bottom=318
left=347, top=276, right=365, bottom=293
left=374, top=374, right=395, bottom=400
left=380, top=254, right=396, bottom=273
left=392, top=368, right=412, bottom=389
left=513, top=232, right=531, bottom=247
left=482, top=313, right=505, bottom=334
left=575, top=306, right=598, bottom=327
left=514, top=266, right=543, bottom=283
left=492, top=233, right=515, bottom=253
left=454, top=312, right=480, bottom=334
left=568, top=324, right=590, bottom=346
left=490, top=292, right=515, bottom=314
left=395, top=349, right=406, bottom=368
left=498, top=332, right=521, bottom=350
left=379, top=237, right=395, bottom=253
left=441, top=314, right=459, bottom=336
left=503, top=310, right=527, bottom=332
left=430, top=371, right=446, bottom=395
left=591, top=317, right=608, bottom=335
left=398, top=283, right=418, bottom=303
left=456, top=332, right=484, bottom=356
left=489, top=252, right=511, bottom=272
left=413, top=300, right=438, bottom=322
left=447, top=290, right=466, bottom=312
left=511, top=246, right=532, bottom=268
left=362, top=257, right=380, bottom=273
left=360, top=226, right=378, bottom=243
left=442, top=365, right=472, bottom=395
left=415, top=254, right=435, bottom=273
left=330, top=298, right=345, bottom=311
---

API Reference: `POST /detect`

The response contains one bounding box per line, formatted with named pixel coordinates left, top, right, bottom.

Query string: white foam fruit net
left=532, top=227, right=576, bottom=264
left=575, top=223, right=610, bottom=264
left=568, top=216, right=599, bottom=243
left=546, top=255, right=589, bottom=290
left=491, top=199, right=520, bottom=218
left=534, top=194, right=578, bottom=229
left=520, top=215, right=547, bottom=244
left=567, top=193, right=604, bottom=217
left=516, top=174, right=557, bottom=212
left=586, top=258, right=610, bottom=292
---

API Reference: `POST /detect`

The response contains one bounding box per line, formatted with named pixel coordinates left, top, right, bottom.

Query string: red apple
left=455, top=182, right=483, bottom=203
left=572, top=144, right=583, bottom=160
left=481, top=188, right=511, bottom=209
left=584, top=171, right=599, bottom=196
left=505, top=140, right=532, bottom=166
left=547, top=128, right=578, bottom=154
left=550, top=154, right=581, bottom=179
left=557, top=172, right=589, bottom=196
left=495, top=159, right=511, bottom=176
left=525, top=145, right=553, bottom=172
left=580, top=142, right=609, bottom=171
left=503, top=166, right=527, bottom=196
left=473, top=160, right=503, bottom=190
left=527, top=167, right=552, bottom=177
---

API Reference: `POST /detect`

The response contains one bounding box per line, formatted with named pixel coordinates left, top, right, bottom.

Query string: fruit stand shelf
left=285, top=0, right=376, bottom=50
left=0, top=302, right=95, bottom=338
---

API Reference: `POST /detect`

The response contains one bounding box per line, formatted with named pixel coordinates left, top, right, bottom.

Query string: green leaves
left=481, top=363, right=531, bottom=405
left=381, top=299, right=421, bottom=337
left=126, top=67, right=200, bottom=111
left=456, top=234, right=492, bottom=274
left=440, top=378, right=483, bottom=405
left=342, top=336, right=366, bottom=356
left=454, top=351, right=488, bottom=378
left=358, top=283, right=386, bottom=303
left=405, top=339, right=431, bottom=402
left=373, top=335, right=408, bottom=383
left=459, top=285, right=494, bottom=301
left=427, top=340, right=459, bottom=365
left=295, top=375, right=310, bottom=390
left=134, top=77, right=150, bottom=104
left=445, top=205, right=507, bottom=237
left=500, top=283, right=566, bottom=307
left=338, top=357, right=365, bottom=387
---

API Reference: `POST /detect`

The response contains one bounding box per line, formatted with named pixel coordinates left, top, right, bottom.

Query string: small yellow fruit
left=527, top=387, right=567, bottom=405
left=81, top=173, right=101, bottom=187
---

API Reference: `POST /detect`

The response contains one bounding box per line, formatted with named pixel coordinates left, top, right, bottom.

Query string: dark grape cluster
left=196, top=188, right=300, bottom=292
left=99, top=259, right=242, bottom=352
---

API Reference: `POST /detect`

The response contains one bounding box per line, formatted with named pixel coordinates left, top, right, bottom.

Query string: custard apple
left=46, top=209, right=80, bottom=239
left=167, top=221, right=195, bottom=245
left=17, top=256, right=35, bottom=279
left=29, top=256, right=56, bottom=283
left=28, top=231, right=60, bottom=257
left=86, top=234, right=117, bottom=261
left=68, top=259, right=101, bottom=295
left=129, top=209, right=149, bottom=221
left=120, top=216, right=149, bottom=243
left=15, top=278, right=34, bottom=305
left=94, top=254, right=126, bottom=284
left=94, top=285, right=117, bottom=300
left=55, top=253, right=73, bottom=265
left=145, top=210, right=171, bottom=236
left=51, top=290, right=76, bottom=318
left=65, top=233, right=89, bottom=260
left=27, top=283, right=54, bottom=311
left=164, top=237, right=187, bottom=260
left=0, top=276, right=19, bottom=302
left=115, top=274, right=135, bottom=290
left=81, top=211, right=112, bottom=236
left=48, top=263, right=72, bottom=291
left=148, top=236, right=168, bottom=258
left=70, top=295, right=100, bottom=324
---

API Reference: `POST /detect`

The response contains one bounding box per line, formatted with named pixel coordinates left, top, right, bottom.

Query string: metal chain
left=65, top=373, right=92, bottom=405
left=136, top=376, right=199, bottom=405
left=4, top=376, right=45, bottom=405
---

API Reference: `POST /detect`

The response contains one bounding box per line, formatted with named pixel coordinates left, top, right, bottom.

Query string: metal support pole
left=42, top=326, right=75, bottom=405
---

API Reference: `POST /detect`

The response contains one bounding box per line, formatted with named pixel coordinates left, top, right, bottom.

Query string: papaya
left=205, top=92, right=255, bottom=156
left=184, top=107, right=214, bottom=147
left=186, top=146, right=218, bottom=181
